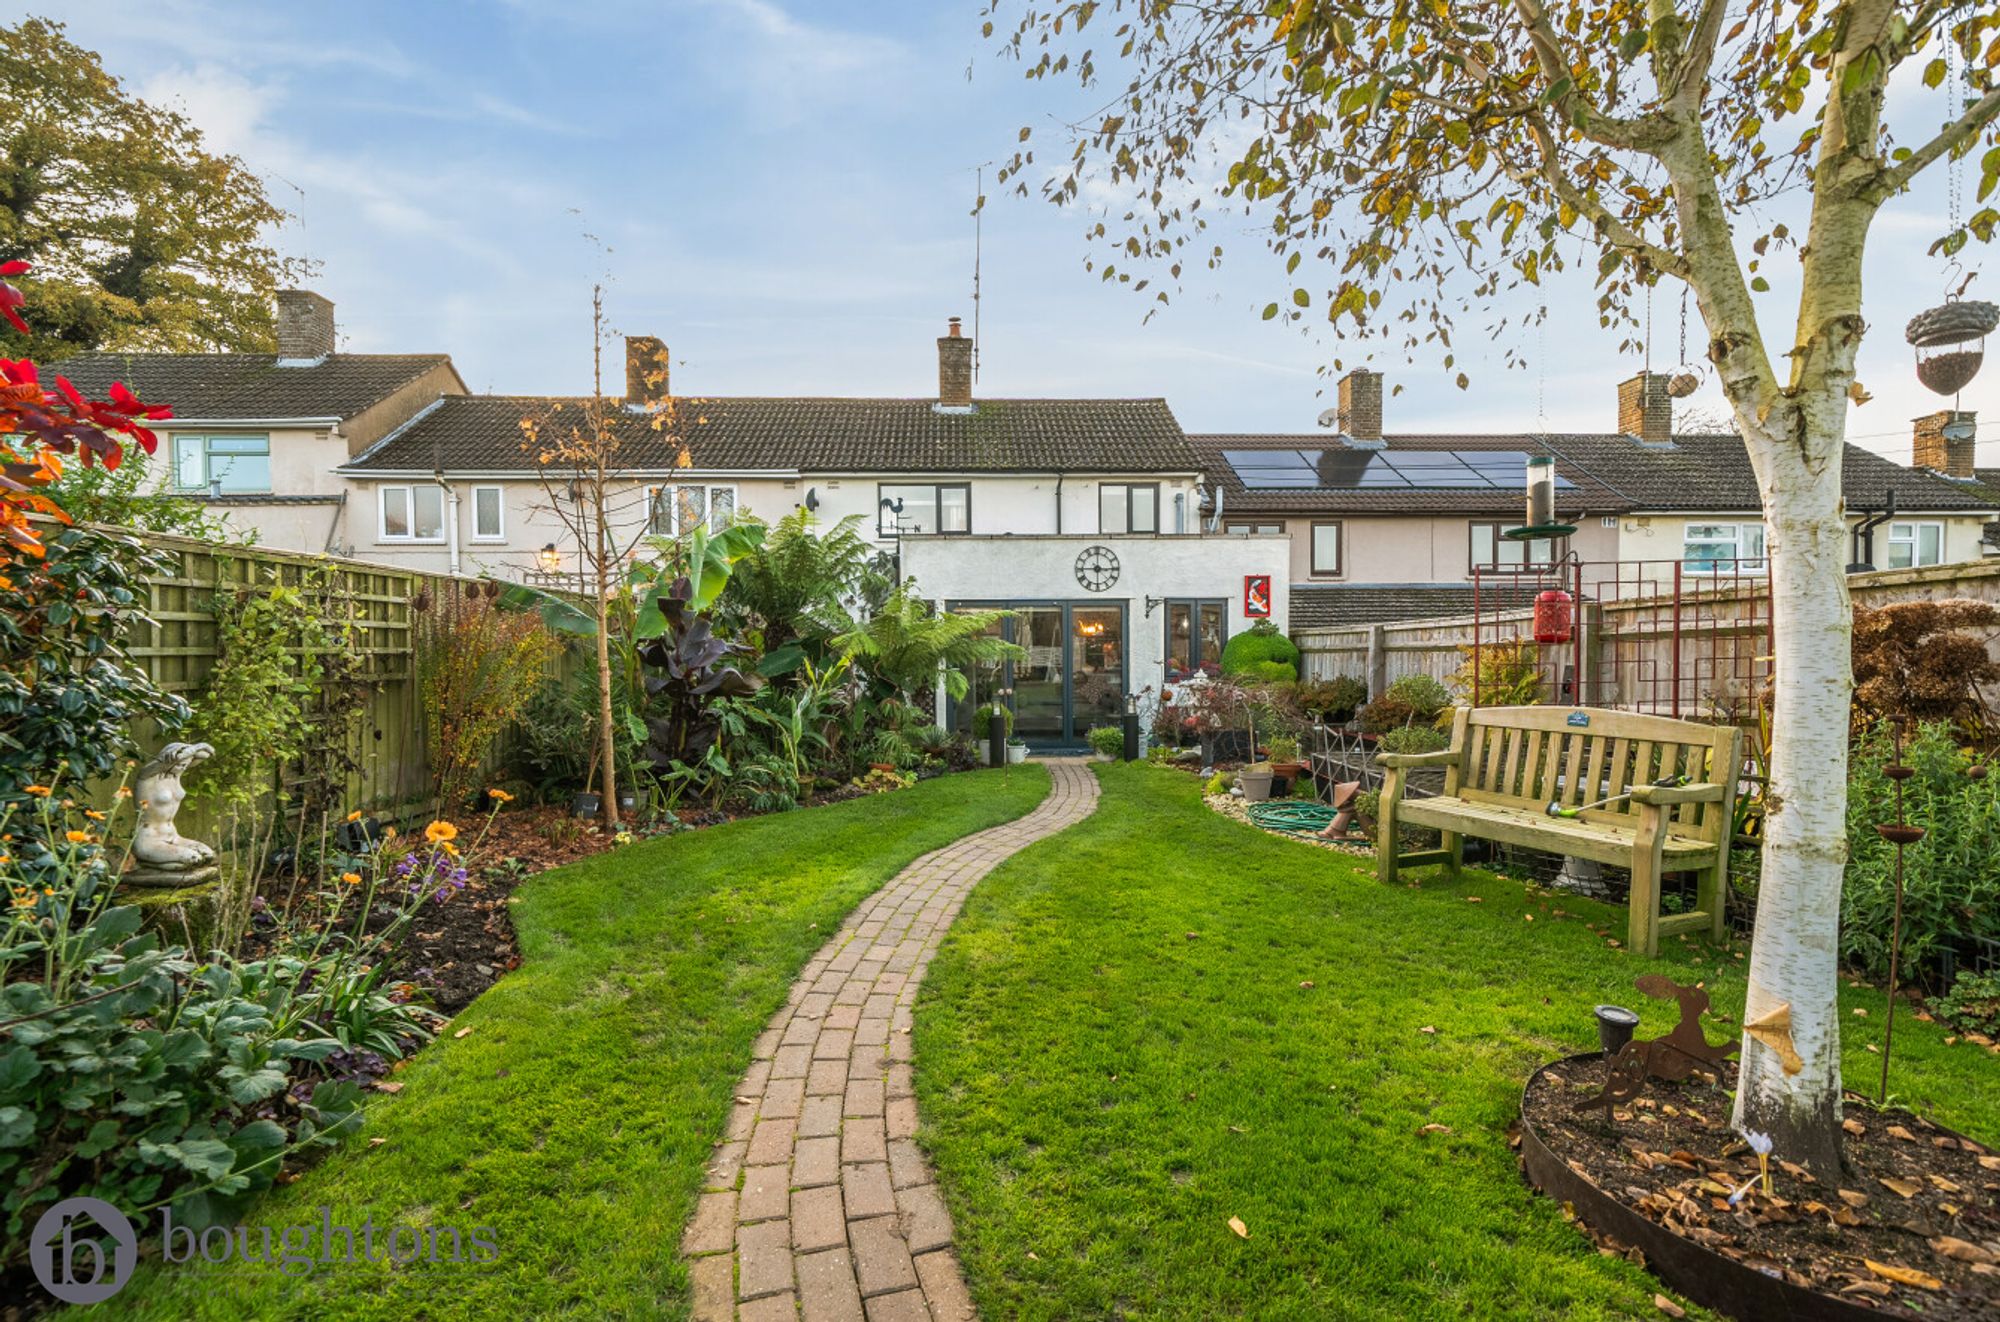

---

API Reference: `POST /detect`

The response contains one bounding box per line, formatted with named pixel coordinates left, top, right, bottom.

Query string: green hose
left=1247, top=801, right=1344, bottom=835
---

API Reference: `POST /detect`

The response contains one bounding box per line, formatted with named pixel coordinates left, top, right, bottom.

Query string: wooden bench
left=1375, top=706, right=1742, bottom=958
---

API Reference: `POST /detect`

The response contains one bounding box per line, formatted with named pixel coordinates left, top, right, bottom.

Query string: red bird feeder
left=1533, top=588, right=1574, bottom=644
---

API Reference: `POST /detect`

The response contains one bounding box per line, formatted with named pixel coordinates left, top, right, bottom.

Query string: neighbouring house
left=322, top=317, right=1289, bottom=748
left=1193, top=369, right=2000, bottom=632
left=57, top=291, right=467, bottom=552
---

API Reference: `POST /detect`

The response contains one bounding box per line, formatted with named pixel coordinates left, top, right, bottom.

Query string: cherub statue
left=126, top=742, right=218, bottom=885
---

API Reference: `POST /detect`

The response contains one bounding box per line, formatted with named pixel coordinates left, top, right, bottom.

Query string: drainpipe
left=1054, top=474, right=1064, bottom=534
left=1848, top=488, right=1896, bottom=573
left=1207, top=486, right=1226, bottom=533
left=321, top=491, right=348, bottom=555
left=437, top=470, right=462, bottom=576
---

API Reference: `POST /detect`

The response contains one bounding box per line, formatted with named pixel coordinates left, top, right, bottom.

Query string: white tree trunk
left=1729, top=424, right=1852, bottom=1180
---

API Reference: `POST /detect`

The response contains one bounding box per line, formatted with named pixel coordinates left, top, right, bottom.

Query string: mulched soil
left=1524, top=1056, right=2000, bottom=1318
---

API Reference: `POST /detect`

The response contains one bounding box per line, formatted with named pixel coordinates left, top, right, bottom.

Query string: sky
left=15, top=0, right=1999, bottom=464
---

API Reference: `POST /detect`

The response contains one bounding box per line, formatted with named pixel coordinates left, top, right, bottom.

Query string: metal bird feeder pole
left=1875, top=719, right=1925, bottom=1103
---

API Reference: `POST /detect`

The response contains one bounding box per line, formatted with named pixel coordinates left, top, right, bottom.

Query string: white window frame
left=170, top=433, right=272, bottom=494
left=1681, top=521, right=1767, bottom=575
left=378, top=484, right=447, bottom=543
left=1885, top=519, right=1944, bottom=570
left=649, top=483, right=738, bottom=537
left=470, top=485, right=505, bottom=542
left=1223, top=522, right=1285, bottom=535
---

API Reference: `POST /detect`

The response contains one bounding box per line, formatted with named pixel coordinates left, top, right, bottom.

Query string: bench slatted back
left=1451, top=706, right=1740, bottom=843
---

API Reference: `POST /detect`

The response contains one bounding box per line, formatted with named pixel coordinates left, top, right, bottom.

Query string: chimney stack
left=275, top=290, right=335, bottom=360
left=1913, top=408, right=1977, bottom=479
left=625, top=335, right=669, bottom=406
left=1618, top=371, right=1674, bottom=445
left=1337, top=368, right=1383, bottom=441
left=937, top=317, right=973, bottom=409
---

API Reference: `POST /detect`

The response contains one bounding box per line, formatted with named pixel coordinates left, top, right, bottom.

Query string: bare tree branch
left=1868, top=83, right=2000, bottom=202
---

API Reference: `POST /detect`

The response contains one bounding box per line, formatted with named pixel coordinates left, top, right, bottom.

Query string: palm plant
left=834, top=586, right=1024, bottom=707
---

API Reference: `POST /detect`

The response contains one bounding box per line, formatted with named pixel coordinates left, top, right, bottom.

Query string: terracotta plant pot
left=1238, top=767, right=1275, bottom=803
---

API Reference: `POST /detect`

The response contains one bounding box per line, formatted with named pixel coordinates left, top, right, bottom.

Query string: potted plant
left=1086, top=725, right=1124, bottom=761
left=973, top=704, right=1014, bottom=765
left=1005, top=737, right=1029, bottom=765
left=1265, top=733, right=1306, bottom=793
left=1237, top=761, right=1276, bottom=802
left=571, top=789, right=601, bottom=819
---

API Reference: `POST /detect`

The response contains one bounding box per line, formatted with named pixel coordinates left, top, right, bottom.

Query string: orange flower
left=486, top=788, right=514, bottom=803
left=340, top=872, right=362, bottom=886
left=346, top=810, right=363, bottom=822
left=115, top=786, right=133, bottom=799
left=424, top=820, right=458, bottom=844
left=22, top=785, right=50, bottom=797
left=84, top=809, right=105, bottom=821
left=64, top=830, right=93, bottom=844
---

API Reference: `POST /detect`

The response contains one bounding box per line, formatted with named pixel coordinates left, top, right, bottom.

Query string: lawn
left=108, top=765, right=1051, bottom=1320
left=915, top=763, right=2000, bottom=1321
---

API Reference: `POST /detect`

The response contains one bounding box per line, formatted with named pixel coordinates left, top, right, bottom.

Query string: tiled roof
left=53, top=352, right=459, bottom=423
left=343, top=394, right=1197, bottom=475
left=1291, top=582, right=1546, bottom=630
left=1194, top=432, right=1998, bottom=514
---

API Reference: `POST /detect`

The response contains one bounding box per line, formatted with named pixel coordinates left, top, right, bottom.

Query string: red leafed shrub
left=0, top=260, right=169, bottom=557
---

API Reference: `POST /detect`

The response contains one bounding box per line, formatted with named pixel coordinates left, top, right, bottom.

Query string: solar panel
left=1223, top=447, right=1576, bottom=491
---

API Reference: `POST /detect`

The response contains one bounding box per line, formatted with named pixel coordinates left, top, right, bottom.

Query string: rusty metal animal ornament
left=1573, top=975, right=1739, bottom=1116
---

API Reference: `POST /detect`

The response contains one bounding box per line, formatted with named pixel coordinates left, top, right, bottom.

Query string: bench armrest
left=1376, top=749, right=1460, bottom=769
left=1630, top=781, right=1727, bottom=807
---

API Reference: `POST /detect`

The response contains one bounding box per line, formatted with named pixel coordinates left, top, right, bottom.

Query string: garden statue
left=125, top=742, right=219, bottom=887
left=1572, top=974, right=1738, bottom=1117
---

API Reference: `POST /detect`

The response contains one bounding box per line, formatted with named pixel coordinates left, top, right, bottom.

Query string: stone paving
left=682, top=760, right=1101, bottom=1321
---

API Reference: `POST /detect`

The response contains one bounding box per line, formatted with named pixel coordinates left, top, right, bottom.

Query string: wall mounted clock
left=1075, top=545, right=1120, bottom=592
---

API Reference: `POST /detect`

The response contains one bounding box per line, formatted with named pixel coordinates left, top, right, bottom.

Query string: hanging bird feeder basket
left=1906, top=297, right=1998, bottom=396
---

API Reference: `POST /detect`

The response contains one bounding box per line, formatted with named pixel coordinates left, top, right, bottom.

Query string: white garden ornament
left=126, top=742, right=219, bottom=886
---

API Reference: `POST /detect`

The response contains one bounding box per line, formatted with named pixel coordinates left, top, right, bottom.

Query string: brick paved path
left=682, top=761, right=1100, bottom=1320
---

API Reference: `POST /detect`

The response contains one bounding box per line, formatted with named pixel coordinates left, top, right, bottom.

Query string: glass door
left=1069, top=607, right=1125, bottom=734
left=1012, top=607, right=1066, bottom=741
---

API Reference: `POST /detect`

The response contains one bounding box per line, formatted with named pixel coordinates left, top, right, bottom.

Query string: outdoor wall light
left=537, top=542, right=562, bottom=572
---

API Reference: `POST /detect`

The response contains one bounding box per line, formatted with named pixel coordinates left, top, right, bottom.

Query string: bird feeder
left=1906, top=297, right=1998, bottom=396
left=1533, top=588, right=1574, bottom=644
left=1504, top=455, right=1578, bottom=544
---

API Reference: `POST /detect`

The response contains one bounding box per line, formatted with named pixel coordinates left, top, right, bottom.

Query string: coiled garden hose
left=1247, top=802, right=1344, bottom=835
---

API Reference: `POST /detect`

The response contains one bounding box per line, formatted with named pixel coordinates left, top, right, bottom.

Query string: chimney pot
left=1337, top=369, right=1383, bottom=441
left=625, top=335, right=669, bottom=406
left=275, top=289, right=335, bottom=360
left=1913, top=408, right=1977, bottom=479
left=1618, top=371, right=1674, bottom=445
left=937, top=317, right=973, bottom=408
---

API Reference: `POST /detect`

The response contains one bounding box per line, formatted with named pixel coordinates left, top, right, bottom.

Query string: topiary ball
left=1220, top=620, right=1300, bottom=681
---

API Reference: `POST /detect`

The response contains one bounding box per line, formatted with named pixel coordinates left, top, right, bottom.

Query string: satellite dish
left=1316, top=407, right=1341, bottom=428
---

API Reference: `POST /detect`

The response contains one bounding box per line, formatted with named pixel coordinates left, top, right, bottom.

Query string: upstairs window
left=1886, top=520, right=1943, bottom=569
left=1682, top=521, right=1767, bottom=574
left=380, top=485, right=445, bottom=541
left=471, top=486, right=504, bottom=540
left=172, top=434, right=271, bottom=494
left=1100, top=483, right=1159, bottom=534
left=1223, top=522, right=1284, bottom=535
left=1310, top=521, right=1343, bottom=577
left=651, top=484, right=736, bottom=537
left=1469, top=521, right=1562, bottom=573
left=878, top=483, right=970, bottom=536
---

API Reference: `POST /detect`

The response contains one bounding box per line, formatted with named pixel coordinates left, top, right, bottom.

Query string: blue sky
left=16, top=0, right=1998, bottom=461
